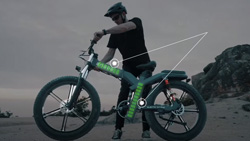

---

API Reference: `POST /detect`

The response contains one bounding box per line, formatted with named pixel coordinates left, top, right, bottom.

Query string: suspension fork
left=66, top=52, right=95, bottom=110
left=66, top=77, right=84, bottom=110
left=66, top=65, right=90, bottom=110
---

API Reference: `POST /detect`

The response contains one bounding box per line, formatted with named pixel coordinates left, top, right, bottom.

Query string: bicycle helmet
left=104, top=2, right=127, bottom=17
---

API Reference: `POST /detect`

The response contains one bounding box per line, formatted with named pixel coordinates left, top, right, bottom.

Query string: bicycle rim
left=34, top=76, right=100, bottom=140
left=145, top=81, right=206, bottom=140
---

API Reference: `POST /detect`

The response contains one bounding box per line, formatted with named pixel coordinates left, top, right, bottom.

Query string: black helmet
left=104, top=2, right=127, bottom=17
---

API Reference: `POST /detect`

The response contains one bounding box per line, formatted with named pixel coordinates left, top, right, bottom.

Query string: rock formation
left=192, top=44, right=250, bottom=100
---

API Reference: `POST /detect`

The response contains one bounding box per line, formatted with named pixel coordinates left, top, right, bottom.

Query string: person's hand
left=93, top=31, right=104, bottom=42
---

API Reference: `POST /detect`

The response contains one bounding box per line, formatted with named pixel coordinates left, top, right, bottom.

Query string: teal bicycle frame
left=67, top=44, right=187, bottom=120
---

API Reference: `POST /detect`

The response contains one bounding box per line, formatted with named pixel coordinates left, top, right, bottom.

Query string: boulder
left=192, top=44, right=250, bottom=100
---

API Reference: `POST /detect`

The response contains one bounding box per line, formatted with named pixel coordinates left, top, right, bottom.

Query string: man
left=93, top=2, right=151, bottom=140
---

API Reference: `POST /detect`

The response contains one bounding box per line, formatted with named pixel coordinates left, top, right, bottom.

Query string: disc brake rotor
left=172, top=104, right=185, bottom=116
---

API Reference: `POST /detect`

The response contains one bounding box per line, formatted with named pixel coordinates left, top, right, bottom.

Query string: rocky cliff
left=192, top=44, right=250, bottom=100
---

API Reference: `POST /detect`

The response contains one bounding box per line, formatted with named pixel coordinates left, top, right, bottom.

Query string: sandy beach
left=1, top=96, right=250, bottom=141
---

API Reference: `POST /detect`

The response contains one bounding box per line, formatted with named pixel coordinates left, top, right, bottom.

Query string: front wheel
left=145, top=81, right=207, bottom=141
left=33, top=76, right=100, bottom=140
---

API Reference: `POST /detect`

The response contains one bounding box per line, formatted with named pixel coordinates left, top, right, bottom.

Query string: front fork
left=66, top=65, right=90, bottom=110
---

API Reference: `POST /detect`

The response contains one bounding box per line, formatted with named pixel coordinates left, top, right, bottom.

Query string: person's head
left=104, top=2, right=127, bottom=25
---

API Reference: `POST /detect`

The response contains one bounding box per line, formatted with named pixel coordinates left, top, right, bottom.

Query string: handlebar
left=88, top=40, right=97, bottom=55
left=79, top=40, right=97, bottom=60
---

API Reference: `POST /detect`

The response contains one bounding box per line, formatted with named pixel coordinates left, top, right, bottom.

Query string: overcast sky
left=0, top=0, right=249, bottom=117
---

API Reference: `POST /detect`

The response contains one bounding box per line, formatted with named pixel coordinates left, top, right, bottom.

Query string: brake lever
left=79, top=56, right=87, bottom=61
left=79, top=40, right=97, bottom=59
left=79, top=50, right=88, bottom=61
left=79, top=50, right=89, bottom=56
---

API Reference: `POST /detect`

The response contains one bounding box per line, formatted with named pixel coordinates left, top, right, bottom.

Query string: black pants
left=115, top=65, right=151, bottom=131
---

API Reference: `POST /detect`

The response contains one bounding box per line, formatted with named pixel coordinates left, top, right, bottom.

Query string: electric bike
left=33, top=41, right=207, bottom=141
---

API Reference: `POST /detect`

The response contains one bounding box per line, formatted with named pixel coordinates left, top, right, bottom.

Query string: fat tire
left=33, top=76, right=100, bottom=140
left=145, top=81, right=207, bottom=141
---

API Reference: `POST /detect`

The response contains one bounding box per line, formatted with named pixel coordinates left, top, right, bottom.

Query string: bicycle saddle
left=136, top=61, right=156, bottom=71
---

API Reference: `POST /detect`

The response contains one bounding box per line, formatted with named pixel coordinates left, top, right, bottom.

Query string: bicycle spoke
left=50, top=92, right=65, bottom=104
left=177, top=115, right=190, bottom=131
left=71, top=110, right=87, bottom=123
left=160, top=114, right=187, bottom=127
left=164, top=114, right=176, bottom=130
left=179, top=91, right=186, bottom=101
left=164, top=120, right=172, bottom=130
left=185, top=108, right=199, bottom=113
left=61, top=114, right=69, bottom=132
left=43, top=108, right=61, bottom=118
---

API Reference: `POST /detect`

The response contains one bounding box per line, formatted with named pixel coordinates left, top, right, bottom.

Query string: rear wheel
left=145, top=81, right=206, bottom=141
left=33, top=76, right=100, bottom=140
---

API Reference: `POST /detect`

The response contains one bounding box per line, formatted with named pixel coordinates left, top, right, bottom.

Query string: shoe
left=142, top=130, right=151, bottom=138
left=112, top=129, right=122, bottom=140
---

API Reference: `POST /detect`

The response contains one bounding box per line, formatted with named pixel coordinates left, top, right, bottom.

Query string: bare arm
left=106, top=22, right=136, bottom=34
left=101, top=48, right=116, bottom=63
left=93, top=22, right=136, bottom=42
